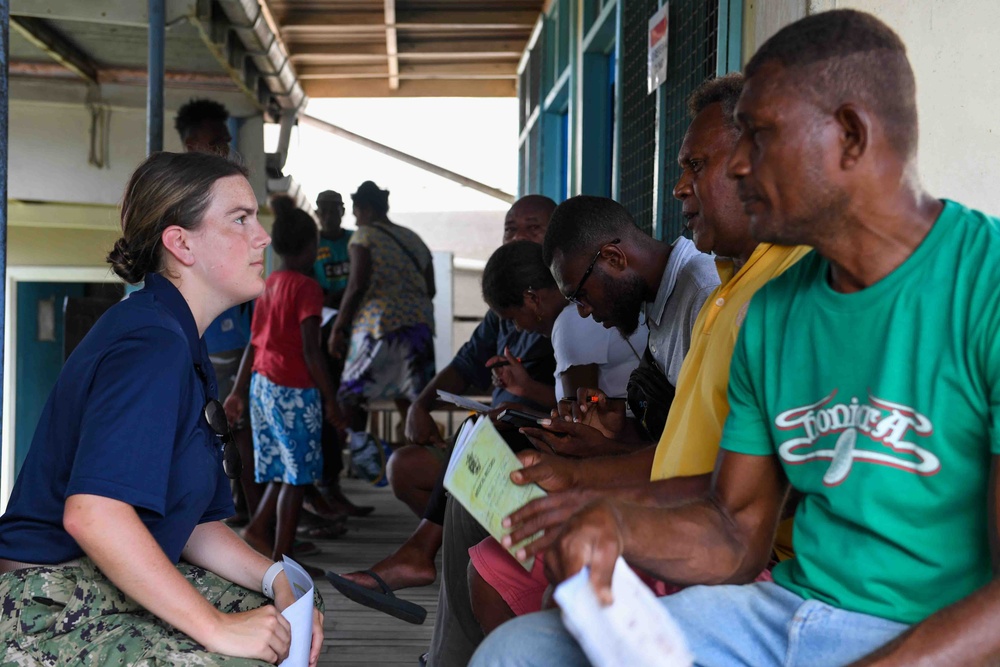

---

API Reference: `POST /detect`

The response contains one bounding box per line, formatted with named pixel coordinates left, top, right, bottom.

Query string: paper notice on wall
left=648, top=3, right=669, bottom=93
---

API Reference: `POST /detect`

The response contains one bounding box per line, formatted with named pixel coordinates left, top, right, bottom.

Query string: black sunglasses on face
left=204, top=399, right=242, bottom=480
left=567, top=238, right=620, bottom=306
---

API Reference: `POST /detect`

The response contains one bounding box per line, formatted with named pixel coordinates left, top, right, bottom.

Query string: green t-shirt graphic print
left=721, top=200, right=1000, bottom=624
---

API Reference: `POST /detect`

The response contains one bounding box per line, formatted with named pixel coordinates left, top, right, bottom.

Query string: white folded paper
left=279, top=556, right=315, bottom=667
left=436, top=389, right=491, bottom=413
left=553, top=557, right=693, bottom=667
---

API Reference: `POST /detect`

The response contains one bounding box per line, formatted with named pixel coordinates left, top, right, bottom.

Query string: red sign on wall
left=648, top=3, right=669, bottom=93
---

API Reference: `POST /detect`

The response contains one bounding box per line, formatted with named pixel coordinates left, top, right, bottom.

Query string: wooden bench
left=365, top=397, right=492, bottom=446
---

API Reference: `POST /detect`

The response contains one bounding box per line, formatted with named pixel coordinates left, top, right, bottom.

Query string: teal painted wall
left=14, top=282, right=85, bottom=475
left=518, top=0, right=743, bottom=237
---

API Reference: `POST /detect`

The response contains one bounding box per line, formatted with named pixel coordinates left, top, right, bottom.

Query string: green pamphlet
left=443, top=416, right=547, bottom=570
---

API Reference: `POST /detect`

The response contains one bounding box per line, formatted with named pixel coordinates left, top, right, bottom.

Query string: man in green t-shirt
left=470, top=9, right=1000, bottom=667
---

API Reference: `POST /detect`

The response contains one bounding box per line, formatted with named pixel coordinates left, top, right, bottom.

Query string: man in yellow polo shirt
left=466, top=73, right=810, bottom=631
left=650, top=76, right=807, bottom=562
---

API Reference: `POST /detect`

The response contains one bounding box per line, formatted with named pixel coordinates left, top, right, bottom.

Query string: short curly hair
left=271, top=208, right=318, bottom=258
left=686, top=72, right=744, bottom=133
left=174, top=99, right=229, bottom=140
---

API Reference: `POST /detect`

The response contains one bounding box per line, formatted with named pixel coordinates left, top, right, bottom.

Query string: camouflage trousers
left=0, top=557, right=324, bottom=666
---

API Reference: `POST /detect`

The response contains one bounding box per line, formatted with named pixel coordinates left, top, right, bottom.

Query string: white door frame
left=1, top=266, right=119, bottom=511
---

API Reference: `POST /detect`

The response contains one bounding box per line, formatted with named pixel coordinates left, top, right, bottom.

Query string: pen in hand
left=560, top=395, right=600, bottom=404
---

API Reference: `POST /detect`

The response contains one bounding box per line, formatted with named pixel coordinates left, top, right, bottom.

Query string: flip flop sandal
left=325, top=570, right=428, bottom=625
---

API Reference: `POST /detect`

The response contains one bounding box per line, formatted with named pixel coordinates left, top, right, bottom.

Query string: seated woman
left=483, top=239, right=648, bottom=421
left=0, top=152, right=322, bottom=666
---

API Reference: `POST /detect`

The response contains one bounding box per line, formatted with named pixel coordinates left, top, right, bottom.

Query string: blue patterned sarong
left=249, top=372, right=323, bottom=485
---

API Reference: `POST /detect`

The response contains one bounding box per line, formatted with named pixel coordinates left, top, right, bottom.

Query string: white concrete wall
left=744, top=0, right=1000, bottom=217
left=9, top=78, right=269, bottom=207
left=9, top=102, right=180, bottom=206
left=743, top=0, right=807, bottom=64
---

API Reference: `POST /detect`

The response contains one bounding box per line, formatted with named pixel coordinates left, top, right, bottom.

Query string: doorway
left=1, top=267, right=120, bottom=510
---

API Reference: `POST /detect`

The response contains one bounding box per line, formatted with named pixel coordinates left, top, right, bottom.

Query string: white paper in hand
left=436, top=389, right=491, bottom=413
left=279, top=556, right=315, bottom=667
left=553, top=557, right=693, bottom=667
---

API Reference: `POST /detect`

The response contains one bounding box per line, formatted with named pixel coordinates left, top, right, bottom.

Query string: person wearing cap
left=314, top=190, right=352, bottom=309
left=328, top=181, right=436, bottom=428
left=310, top=189, right=374, bottom=518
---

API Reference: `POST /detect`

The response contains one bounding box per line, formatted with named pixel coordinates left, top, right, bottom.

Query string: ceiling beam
left=9, top=61, right=238, bottom=87
left=291, top=54, right=388, bottom=66
left=302, top=77, right=515, bottom=97
left=280, top=10, right=539, bottom=32
left=297, top=64, right=388, bottom=79
left=10, top=16, right=99, bottom=84
left=287, top=39, right=525, bottom=61
left=399, top=52, right=523, bottom=63
left=384, top=0, right=399, bottom=90
left=287, top=42, right=387, bottom=56
left=297, top=62, right=517, bottom=78
left=278, top=10, right=384, bottom=31
left=397, top=38, right=524, bottom=56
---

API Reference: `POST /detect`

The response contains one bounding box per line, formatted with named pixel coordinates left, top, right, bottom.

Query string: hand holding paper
left=443, top=417, right=547, bottom=570
left=554, top=557, right=693, bottom=667
left=278, top=557, right=318, bottom=667
left=436, top=389, right=492, bottom=413
left=533, top=496, right=637, bottom=605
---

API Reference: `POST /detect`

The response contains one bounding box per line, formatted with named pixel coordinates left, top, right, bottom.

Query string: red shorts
left=469, top=537, right=688, bottom=616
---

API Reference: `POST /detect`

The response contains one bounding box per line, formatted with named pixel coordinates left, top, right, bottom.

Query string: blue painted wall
left=14, top=282, right=84, bottom=475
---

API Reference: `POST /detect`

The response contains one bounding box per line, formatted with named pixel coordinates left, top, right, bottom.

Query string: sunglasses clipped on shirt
left=203, top=399, right=243, bottom=480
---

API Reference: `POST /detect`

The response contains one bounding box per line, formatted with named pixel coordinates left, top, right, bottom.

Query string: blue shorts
left=250, top=372, right=323, bottom=485
left=470, top=581, right=909, bottom=667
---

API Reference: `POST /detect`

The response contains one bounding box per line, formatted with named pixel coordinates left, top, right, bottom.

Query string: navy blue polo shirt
left=0, top=273, right=235, bottom=564
left=450, top=309, right=556, bottom=412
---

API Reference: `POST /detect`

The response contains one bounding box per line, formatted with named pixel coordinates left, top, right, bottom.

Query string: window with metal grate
left=618, top=0, right=661, bottom=235
left=659, top=0, right=719, bottom=241
left=619, top=0, right=719, bottom=238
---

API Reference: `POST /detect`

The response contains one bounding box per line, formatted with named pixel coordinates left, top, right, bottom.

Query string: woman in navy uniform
left=0, top=152, right=323, bottom=666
